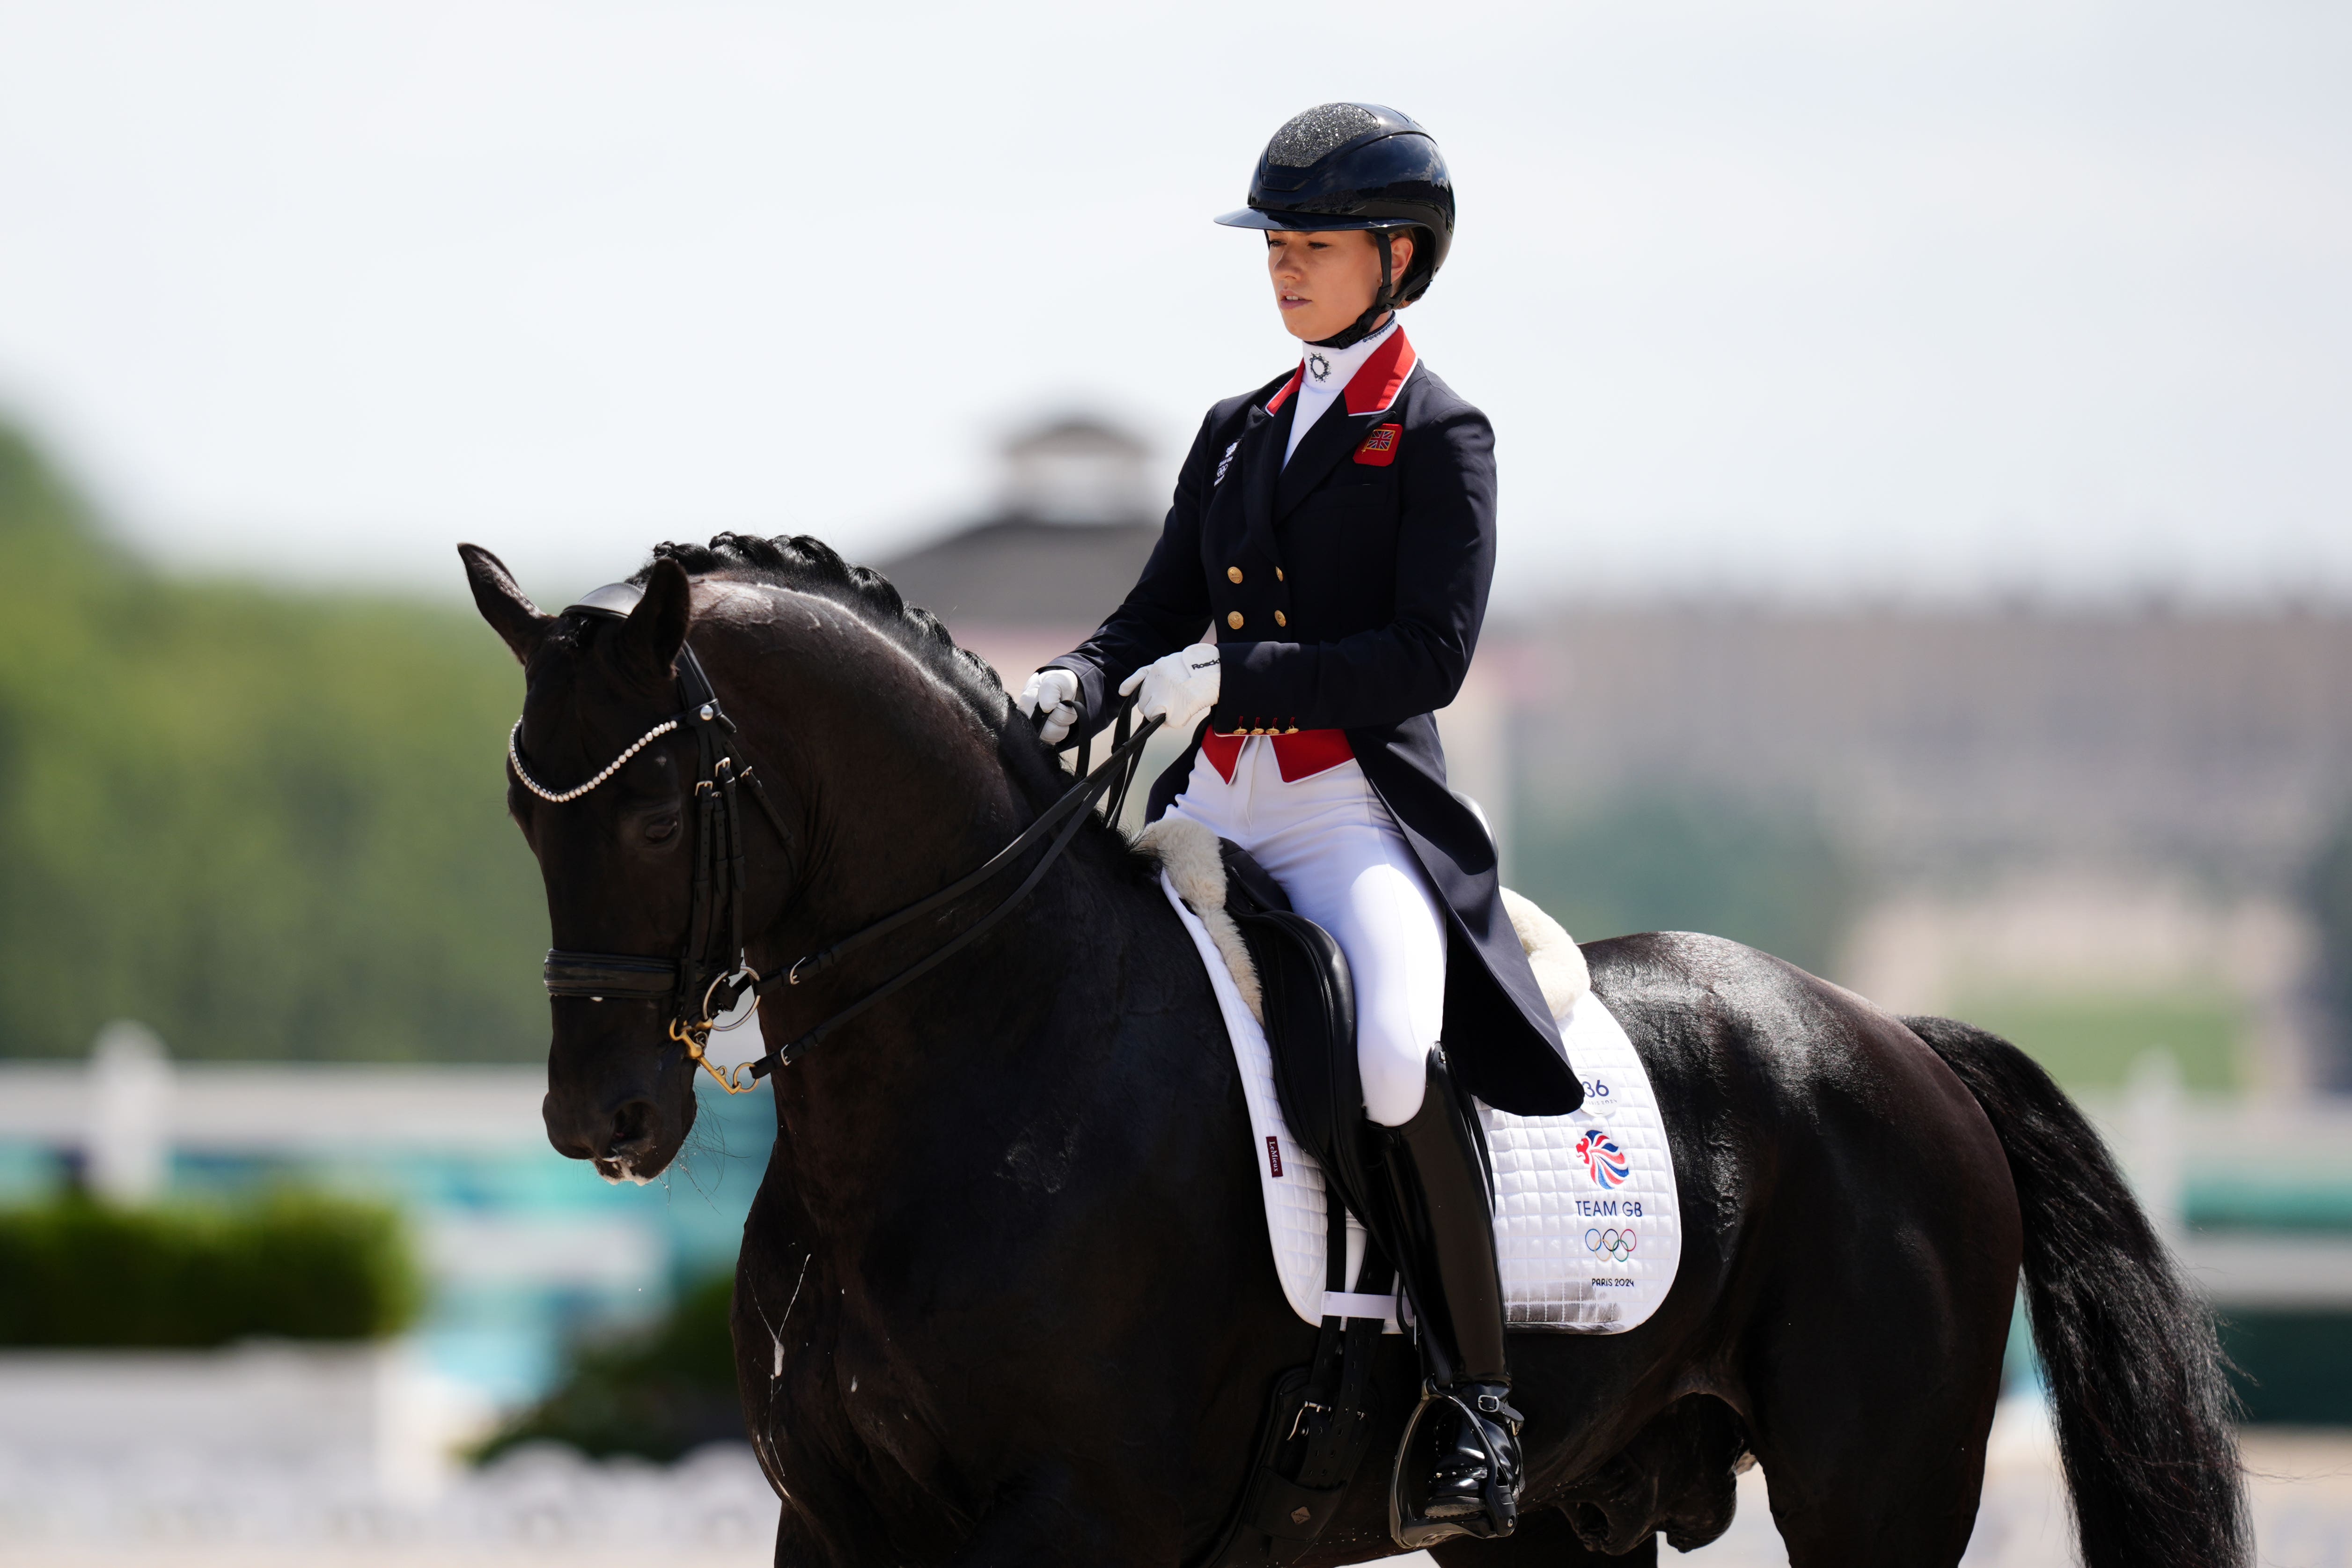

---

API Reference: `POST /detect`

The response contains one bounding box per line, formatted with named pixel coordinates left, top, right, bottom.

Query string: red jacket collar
left=1265, top=365, right=1304, bottom=413
left=1344, top=326, right=1416, bottom=416
left=1262, top=326, right=1417, bottom=417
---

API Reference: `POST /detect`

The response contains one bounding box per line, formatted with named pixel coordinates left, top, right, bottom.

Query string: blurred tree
left=1954, top=990, right=2241, bottom=1092
left=2307, top=803, right=2352, bottom=1090
left=475, top=1269, right=745, bottom=1463
left=0, top=420, right=546, bottom=1059
left=1511, top=787, right=1857, bottom=979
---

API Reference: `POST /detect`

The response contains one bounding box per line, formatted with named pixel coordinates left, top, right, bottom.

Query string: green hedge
left=0, top=1192, right=423, bottom=1346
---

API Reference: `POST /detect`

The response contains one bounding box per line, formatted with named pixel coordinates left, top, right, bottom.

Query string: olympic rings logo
left=1585, top=1226, right=1638, bottom=1264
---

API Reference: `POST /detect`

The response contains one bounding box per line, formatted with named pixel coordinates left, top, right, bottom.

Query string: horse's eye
left=644, top=817, right=679, bottom=844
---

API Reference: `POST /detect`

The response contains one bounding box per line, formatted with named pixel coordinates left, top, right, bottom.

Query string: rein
left=514, top=582, right=1160, bottom=1095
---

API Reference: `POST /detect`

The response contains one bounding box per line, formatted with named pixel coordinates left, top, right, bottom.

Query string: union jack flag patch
left=1353, top=423, right=1402, bottom=466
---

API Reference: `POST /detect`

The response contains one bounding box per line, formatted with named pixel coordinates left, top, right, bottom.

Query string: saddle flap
left=1146, top=827, right=1687, bottom=1338
left=1215, top=840, right=1382, bottom=1238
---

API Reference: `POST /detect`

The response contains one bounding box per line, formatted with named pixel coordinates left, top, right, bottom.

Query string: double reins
left=744, top=699, right=1160, bottom=1083
left=511, top=583, right=1160, bottom=1094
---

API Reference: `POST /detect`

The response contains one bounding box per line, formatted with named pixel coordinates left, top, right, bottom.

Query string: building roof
left=878, top=517, right=1160, bottom=632
left=875, top=412, right=1161, bottom=633
left=1000, top=414, right=1153, bottom=525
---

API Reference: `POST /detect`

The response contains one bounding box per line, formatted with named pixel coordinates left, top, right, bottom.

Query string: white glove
left=1118, top=643, right=1221, bottom=736
left=1019, top=667, right=1081, bottom=745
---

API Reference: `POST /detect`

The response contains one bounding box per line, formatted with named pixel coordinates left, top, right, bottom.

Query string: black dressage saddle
left=1198, top=840, right=1394, bottom=1568
left=1217, top=843, right=1385, bottom=1230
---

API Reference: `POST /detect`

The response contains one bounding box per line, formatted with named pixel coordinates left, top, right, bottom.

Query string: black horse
left=462, top=533, right=2247, bottom=1568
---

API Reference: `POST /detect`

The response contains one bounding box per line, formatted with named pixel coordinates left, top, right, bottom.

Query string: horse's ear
left=459, top=544, right=551, bottom=664
left=615, top=558, right=693, bottom=683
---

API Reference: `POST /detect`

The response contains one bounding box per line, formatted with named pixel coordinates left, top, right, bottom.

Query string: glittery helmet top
left=1215, top=103, right=1455, bottom=307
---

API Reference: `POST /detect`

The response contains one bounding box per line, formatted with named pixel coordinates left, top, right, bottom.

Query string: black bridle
left=512, top=583, right=1159, bottom=1094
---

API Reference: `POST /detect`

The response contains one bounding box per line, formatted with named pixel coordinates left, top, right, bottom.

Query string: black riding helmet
left=1217, top=103, right=1455, bottom=348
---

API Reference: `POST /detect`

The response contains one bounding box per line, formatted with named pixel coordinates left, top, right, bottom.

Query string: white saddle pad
left=1160, top=873, right=1684, bottom=1332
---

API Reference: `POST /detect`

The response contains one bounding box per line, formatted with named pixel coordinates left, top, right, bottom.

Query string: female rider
left=1018, top=103, right=1581, bottom=1547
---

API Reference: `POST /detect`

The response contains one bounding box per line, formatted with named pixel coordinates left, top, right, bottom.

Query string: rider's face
left=1265, top=229, right=1415, bottom=342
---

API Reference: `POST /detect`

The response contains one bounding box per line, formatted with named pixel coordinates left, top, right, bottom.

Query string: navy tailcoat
left=1047, top=331, right=1582, bottom=1117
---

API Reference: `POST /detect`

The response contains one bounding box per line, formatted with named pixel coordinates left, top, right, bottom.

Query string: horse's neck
left=710, top=611, right=1151, bottom=1195
left=710, top=606, right=1026, bottom=949
left=755, top=846, right=1158, bottom=1224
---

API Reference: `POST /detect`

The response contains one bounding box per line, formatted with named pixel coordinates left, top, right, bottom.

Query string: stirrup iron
left=1388, top=1381, right=1523, bottom=1548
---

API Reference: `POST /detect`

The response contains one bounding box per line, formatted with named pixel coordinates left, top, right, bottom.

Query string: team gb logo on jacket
left=1577, top=1127, right=1632, bottom=1189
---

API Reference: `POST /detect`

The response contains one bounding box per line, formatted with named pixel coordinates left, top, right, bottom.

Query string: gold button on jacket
left=1227, top=566, right=1243, bottom=583
left=1274, top=611, right=1287, bottom=628
left=1227, top=611, right=1244, bottom=630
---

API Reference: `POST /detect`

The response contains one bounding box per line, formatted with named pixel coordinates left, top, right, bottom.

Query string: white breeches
left=1167, top=739, right=1446, bottom=1126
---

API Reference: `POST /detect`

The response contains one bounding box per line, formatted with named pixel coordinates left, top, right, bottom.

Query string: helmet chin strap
left=1310, top=228, right=1398, bottom=350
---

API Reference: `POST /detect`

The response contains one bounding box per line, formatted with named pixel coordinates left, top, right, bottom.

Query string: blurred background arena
left=2, top=0, right=2349, bottom=1562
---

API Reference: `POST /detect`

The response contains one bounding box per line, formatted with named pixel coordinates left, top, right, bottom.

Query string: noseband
left=514, top=582, right=1159, bottom=1095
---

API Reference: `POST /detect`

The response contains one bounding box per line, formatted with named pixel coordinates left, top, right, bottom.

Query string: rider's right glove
left=1117, top=644, right=1221, bottom=737
left=1018, top=668, right=1081, bottom=746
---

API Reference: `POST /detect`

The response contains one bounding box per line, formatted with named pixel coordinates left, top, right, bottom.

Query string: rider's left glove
left=1019, top=668, right=1081, bottom=746
left=1118, top=644, right=1221, bottom=737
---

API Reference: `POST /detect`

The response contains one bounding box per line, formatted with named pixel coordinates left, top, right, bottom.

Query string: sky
left=0, top=0, right=2346, bottom=608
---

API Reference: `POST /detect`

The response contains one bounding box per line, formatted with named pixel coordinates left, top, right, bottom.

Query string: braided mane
left=630, top=531, right=1128, bottom=842
left=631, top=533, right=1012, bottom=731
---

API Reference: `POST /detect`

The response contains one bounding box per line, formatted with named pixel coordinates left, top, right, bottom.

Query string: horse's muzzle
left=541, top=1015, right=695, bottom=1181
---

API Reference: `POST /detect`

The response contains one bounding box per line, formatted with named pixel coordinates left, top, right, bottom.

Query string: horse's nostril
left=609, top=1097, right=655, bottom=1151
left=543, top=1092, right=599, bottom=1160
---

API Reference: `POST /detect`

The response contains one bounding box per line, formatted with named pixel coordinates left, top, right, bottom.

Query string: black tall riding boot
left=1382, top=1049, right=1523, bottom=1550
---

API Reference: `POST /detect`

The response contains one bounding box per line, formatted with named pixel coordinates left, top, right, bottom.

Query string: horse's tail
left=1903, top=1014, right=2249, bottom=1568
